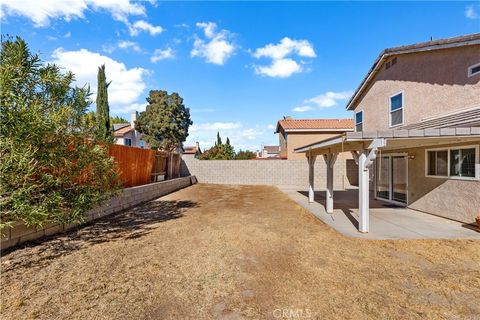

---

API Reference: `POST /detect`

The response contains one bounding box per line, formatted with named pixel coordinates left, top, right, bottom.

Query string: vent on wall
left=385, top=57, right=398, bottom=70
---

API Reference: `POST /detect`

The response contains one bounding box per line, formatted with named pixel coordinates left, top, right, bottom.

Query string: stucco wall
left=286, top=132, right=344, bottom=159
left=405, top=142, right=480, bottom=224
left=181, top=156, right=358, bottom=190
left=1, top=177, right=196, bottom=250
left=279, top=131, right=288, bottom=158
left=352, top=45, right=480, bottom=131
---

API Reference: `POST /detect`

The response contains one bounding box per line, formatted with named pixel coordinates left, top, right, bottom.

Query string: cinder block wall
left=181, top=157, right=358, bottom=190
left=1, top=176, right=196, bottom=250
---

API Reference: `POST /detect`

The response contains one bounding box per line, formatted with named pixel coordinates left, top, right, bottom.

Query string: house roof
left=400, top=107, right=480, bottom=130
left=263, top=145, right=280, bottom=153
left=276, top=119, right=354, bottom=133
left=346, top=33, right=480, bottom=111
left=183, top=145, right=201, bottom=154
left=114, top=125, right=134, bottom=137
left=113, top=123, right=130, bottom=131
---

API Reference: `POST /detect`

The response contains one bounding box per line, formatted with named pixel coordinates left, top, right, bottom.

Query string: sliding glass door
left=376, top=155, right=408, bottom=205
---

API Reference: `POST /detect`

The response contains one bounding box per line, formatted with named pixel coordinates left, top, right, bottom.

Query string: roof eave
left=345, top=35, right=480, bottom=111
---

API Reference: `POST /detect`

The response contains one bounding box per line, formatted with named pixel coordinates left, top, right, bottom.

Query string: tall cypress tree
left=96, top=64, right=112, bottom=142
left=216, top=132, right=222, bottom=146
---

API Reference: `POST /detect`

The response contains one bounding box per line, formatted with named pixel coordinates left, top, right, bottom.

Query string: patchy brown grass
left=1, top=184, right=479, bottom=320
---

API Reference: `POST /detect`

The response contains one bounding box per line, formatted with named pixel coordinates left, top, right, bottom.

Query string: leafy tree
left=135, top=90, right=193, bottom=151
left=235, top=150, right=256, bottom=160
left=110, top=115, right=129, bottom=124
left=0, top=36, right=120, bottom=230
left=95, top=64, right=113, bottom=142
left=199, top=133, right=235, bottom=160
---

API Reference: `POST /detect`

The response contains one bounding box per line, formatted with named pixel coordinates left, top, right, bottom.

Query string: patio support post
left=323, top=153, right=338, bottom=213
left=358, top=147, right=369, bottom=233
left=308, top=153, right=317, bottom=203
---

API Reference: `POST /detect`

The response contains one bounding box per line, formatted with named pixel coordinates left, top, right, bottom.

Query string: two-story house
left=295, top=33, right=480, bottom=232
left=113, top=111, right=148, bottom=148
left=275, top=117, right=354, bottom=159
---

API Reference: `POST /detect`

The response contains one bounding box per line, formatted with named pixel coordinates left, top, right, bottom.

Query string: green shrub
left=0, top=36, right=120, bottom=230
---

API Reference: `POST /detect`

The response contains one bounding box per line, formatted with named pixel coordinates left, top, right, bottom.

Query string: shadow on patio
left=282, top=187, right=480, bottom=240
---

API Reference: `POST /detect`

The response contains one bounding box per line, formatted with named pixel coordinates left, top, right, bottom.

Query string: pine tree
left=95, top=64, right=113, bottom=142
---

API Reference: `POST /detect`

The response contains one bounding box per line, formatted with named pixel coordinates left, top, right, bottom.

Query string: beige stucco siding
left=382, top=141, right=480, bottom=223
left=352, top=45, right=480, bottom=132
left=286, top=133, right=349, bottom=160
left=279, top=131, right=288, bottom=158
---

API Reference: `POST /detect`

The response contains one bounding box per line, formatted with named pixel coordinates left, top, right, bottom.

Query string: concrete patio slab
left=280, top=187, right=480, bottom=240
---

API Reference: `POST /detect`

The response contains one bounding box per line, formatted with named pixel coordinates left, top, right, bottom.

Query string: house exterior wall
left=279, top=131, right=288, bottom=158
left=377, top=141, right=480, bottom=223
left=286, top=132, right=352, bottom=160
left=114, top=130, right=147, bottom=148
left=351, top=45, right=480, bottom=131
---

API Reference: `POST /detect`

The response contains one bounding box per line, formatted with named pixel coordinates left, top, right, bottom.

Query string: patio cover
left=294, top=126, right=480, bottom=233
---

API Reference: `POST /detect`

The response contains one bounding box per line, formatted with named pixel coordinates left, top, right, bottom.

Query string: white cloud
left=186, top=122, right=272, bottom=152
left=465, top=4, right=479, bottom=19
left=128, top=20, right=163, bottom=36
left=51, top=48, right=149, bottom=114
left=150, top=48, right=174, bottom=62
left=253, top=37, right=316, bottom=60
left=306, top=91, right=353, bottom=108
left=189, top=122, right=242, bottom=132
left=292, top=106, right=314, bottom=113
left=254, top=58, right=302, bottom=78
left=252, top=37, right=316, bottom=78
left=118, top=40, right=141, bottom=52
left=267, top=124, right=275, bottom=130
left=0, top=0, right=145, bottom=27
left=191, top=22, right=236, bottom=65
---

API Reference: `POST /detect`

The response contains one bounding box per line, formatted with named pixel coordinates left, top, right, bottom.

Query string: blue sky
left=1, top=1, right=479, bottom=151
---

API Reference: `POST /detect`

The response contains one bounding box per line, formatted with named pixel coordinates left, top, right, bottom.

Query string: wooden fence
left=108, top=144, right=180, bottom=188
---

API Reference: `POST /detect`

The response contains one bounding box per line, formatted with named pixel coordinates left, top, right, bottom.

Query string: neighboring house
left=295, top=33, right=480, bottom=231
left=275, top=117, right=354, bottom=159
left=182, top=142, right=202, bottom=158
left=113, top=111, right=147, bottom=148
left=259, top=145, right=280, bottom=158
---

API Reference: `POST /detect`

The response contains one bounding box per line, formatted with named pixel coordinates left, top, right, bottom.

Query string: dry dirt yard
left=1, top=184, right=479, bottom=320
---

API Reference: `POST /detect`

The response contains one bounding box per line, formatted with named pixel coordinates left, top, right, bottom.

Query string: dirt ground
left=1, top=184, right=480, bottom=320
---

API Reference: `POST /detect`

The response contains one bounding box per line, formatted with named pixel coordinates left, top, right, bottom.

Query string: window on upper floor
left=426, top=146, right=478, bottom=180
left=389, top=92, right=404, bottom=127
left=468, top=63, right=480, bottom=77
left=355, top=111, right=363, bottom=132
left=124, top=138, right=132, bottom=146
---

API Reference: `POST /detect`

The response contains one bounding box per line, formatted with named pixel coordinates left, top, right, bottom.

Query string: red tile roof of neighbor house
left=114, top=125, right=134, bottom=137
left=276, top=119, right=354, bottom=132
left=183, top=146, right=200, bottom=154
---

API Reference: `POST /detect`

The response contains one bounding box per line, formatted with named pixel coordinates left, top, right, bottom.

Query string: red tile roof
left=276, top=119, right=354, bottom=132
left=183, top=146, right=200, bottom=154
left=114, top=125, right=134, bottom=137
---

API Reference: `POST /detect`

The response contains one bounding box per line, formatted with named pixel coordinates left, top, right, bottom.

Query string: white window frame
left=425, top=145, right=480, bottom=181
left=389, top=91, right=404, bottom=128
left=374, top=153, right=409, bottom=206
left=355, top=110, right=363, bottom=132
left=468, top=62, right=480, bottom=77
